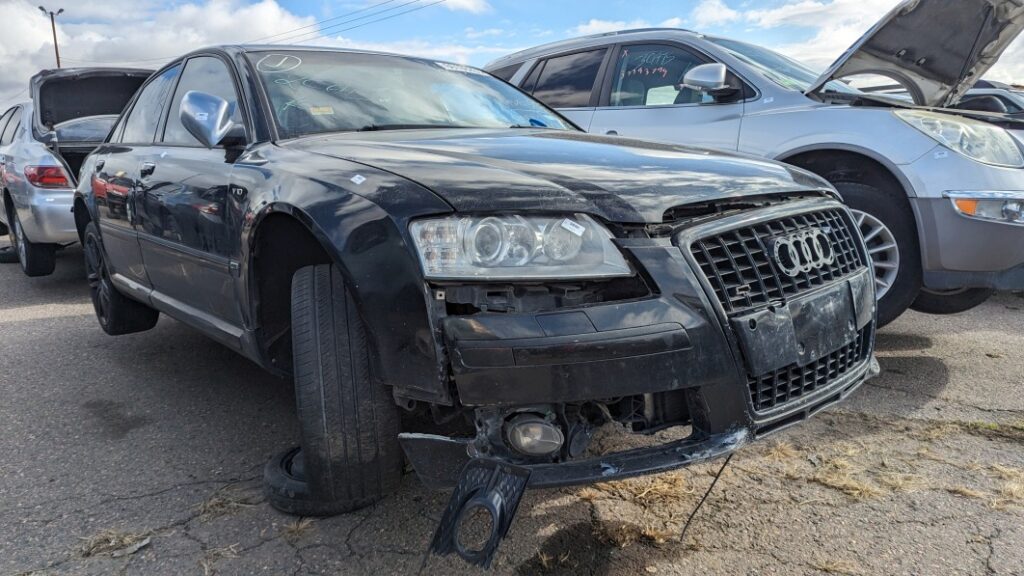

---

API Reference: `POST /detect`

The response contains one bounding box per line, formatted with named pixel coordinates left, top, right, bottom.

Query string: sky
left=2, top=0, right=1024, bottom=109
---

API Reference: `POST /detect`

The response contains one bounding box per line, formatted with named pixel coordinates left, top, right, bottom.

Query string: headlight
left=946, top=191, right=1024, bottom=225
left=409, top=214, right=632, bottom=280
left=894, top=109, right=1024, bottom=168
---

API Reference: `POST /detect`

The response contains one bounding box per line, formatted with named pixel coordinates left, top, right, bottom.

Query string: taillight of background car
left=24, top=166, right=71, bottom=188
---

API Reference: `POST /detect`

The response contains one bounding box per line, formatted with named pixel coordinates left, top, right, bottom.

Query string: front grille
left=749, top=326, right=872, bottom=412
left=690, top=209, right=866, bottom=315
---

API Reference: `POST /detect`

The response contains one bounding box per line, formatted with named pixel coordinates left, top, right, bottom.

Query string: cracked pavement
left=1, top=245, right=1022, bottom=576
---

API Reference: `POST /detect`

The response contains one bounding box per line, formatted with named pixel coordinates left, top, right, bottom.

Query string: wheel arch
left=243, top=198, right=450, bottom=405
left=73, top=196, right=92, bottom=244
left=777, top=146, right=926, bottom=260
left=245, top=205, right=336, bottom=376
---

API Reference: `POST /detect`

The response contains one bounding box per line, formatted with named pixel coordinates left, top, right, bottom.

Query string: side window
left=532, top=49, right=606, bottom=108
left=609, top=44, right=712, bottom=107
left=1, top=108, right=23, bottom=145
left=163, top=56, right=242, bottom=146
left=120, top=65, right=182, bottom=144
left=490, top=64, right=522, bottom=82
left=521, top=62, right=543, bottom=93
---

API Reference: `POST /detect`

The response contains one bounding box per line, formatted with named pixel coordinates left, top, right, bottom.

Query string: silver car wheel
left=851, top=209, right=900, bottom=300
left=13, top=214, right=27, bottom=266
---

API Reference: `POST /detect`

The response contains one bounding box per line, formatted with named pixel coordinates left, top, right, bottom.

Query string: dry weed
left=77, top=529, right=150, bottom=558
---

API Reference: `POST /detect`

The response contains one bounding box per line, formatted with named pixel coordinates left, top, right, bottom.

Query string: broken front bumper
left=403, top=198, right=880, bottom=490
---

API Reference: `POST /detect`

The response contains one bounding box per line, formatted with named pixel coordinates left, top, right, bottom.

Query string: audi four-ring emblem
left=771, top=229, right=835, bottom=277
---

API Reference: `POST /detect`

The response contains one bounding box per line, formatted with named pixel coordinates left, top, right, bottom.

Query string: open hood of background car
left=807, top=0, right=1024, bottom=107
left=30, top=68, right=152, bottom=135
left=290, top=129, right=832, bottom=224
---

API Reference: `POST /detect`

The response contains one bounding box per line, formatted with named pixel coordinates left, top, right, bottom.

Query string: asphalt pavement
left=1, top=243, right=1021, bottom=576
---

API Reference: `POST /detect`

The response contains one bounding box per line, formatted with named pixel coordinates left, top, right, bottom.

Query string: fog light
left=506, top=415, right=564, bottom=456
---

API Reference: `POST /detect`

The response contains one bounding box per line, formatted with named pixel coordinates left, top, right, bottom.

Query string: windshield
left=250, top=51, right=572, bottom=139
left=54, top=115, right=119, bottom=142
left=708, top=37, right=862, bottom=96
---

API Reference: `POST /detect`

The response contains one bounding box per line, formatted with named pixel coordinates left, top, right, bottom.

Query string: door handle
left=140, top=162, right=156, bottom=177
left=606, top=130, right=619, bottom=135
left=95, top=159, right=105, bottom=171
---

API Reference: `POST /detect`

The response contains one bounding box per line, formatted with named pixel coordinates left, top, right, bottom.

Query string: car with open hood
left=73, top=45, right=879, bottom=566
left=0, top=68, right=151, bottom=275
left=954, top=79, right=1024, bottom=115
left=487, top=0, right=1024, bottom=325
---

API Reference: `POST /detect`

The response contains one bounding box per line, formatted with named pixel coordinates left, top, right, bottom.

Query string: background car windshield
left=709, top=37, right=861, bottom=96
left=55, top=115, right=119, bottom=142
left=251, top=51, right=571, bottom=138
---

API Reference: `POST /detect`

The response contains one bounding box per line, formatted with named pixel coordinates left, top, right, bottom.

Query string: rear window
left=532, top=49, right=606, bottom=108
left=489, top=64, right=522, bottom=82
left=1, top=108, right=22, bottom=145
left=55, top=115, right=119, bottom=143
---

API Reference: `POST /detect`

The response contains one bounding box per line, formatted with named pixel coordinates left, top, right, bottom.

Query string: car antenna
left=680, top=452, right=734, bottom=544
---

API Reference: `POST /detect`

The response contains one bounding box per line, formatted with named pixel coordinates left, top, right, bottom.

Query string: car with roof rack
left=487, top=0, right=1024, bottom=325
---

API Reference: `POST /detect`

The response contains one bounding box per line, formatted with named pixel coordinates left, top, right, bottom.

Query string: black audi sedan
left=73, top=45, right=879, bottom=565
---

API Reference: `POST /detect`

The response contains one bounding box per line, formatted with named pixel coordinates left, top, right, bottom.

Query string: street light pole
left=38, top=6, right=64, bottom=69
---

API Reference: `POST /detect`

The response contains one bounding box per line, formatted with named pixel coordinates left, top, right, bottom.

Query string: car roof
left=186, top=44, right=467, bottom=64
left=484, top=28, right=704, bottom=69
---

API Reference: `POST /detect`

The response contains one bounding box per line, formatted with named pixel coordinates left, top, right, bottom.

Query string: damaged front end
left=405, top=195, right=881, bottom=567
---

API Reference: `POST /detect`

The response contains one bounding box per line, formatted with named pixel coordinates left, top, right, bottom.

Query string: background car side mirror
left=683, top=63, right=729, bottom=93
left=180, top=90, right=246, bottom=149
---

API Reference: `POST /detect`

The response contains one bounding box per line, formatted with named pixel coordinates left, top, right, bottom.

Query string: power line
left=269, top=0, right=430, bottom=45
left=53, top=0, right=421, bottom=66
left=247, top=0, right=399, bottom=44
left=0, top=87, right=30, bottom=109
left=286, top=0, right=448, bottom=45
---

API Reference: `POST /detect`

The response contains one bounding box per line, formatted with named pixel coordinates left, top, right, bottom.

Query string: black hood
left=31, top=67, right=152, bottom=132
left=286, top=129, right=831, bottom=224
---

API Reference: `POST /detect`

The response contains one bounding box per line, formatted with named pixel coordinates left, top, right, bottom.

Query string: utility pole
left=38, top=6, right=64, bottom=69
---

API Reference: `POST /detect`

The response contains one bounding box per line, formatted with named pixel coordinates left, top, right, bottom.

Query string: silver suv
left=0, top=68, right=150, bottom=276
left=486, top=0, right=1024, bottom=325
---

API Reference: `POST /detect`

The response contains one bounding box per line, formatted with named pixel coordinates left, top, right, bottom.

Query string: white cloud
left=464, top=27, right=504, bottom=39
left=444, top=0, right=491, bottom=14
left=691, top=0, right=740, bottom=28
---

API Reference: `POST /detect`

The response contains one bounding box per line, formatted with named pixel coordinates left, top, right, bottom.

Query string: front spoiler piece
left=400, top=427, right=750, bottom=491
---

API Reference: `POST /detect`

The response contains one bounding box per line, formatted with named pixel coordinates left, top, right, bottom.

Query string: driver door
left=589, top=43, right=746, bottom=151
left=136, top=55, right=246, bottom=328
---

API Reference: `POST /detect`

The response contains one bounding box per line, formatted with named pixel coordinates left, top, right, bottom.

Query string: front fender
left=238, top=148, right=454, bottom=404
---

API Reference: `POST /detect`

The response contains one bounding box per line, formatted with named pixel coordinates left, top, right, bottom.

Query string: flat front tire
left=83, top=222, right=159, bottom=335
left=265, top=264, right=403, bottom=517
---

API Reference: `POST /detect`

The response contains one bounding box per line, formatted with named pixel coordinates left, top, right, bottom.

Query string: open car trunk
left=30, top=67, right=152, bottom=183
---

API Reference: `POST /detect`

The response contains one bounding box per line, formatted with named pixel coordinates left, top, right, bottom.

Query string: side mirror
left=683, top=63, right=729, bottom=92
left=180, top=90, right=245, bottom=149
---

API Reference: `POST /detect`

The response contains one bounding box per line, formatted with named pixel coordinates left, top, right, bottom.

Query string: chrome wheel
left=12, top=214, right=27, bottom=268
left=852, top=209, right=900, bottom=300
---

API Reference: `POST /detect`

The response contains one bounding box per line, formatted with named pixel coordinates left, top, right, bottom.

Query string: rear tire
left=83, top=222, right=160, bottom=335
left=9, top=209, right=56, bottom=277
left=910, top=288, right=994, bottom=315
left=264, top=264, right=403, bottom=517
left=833, top=181, right=922, bottom=327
